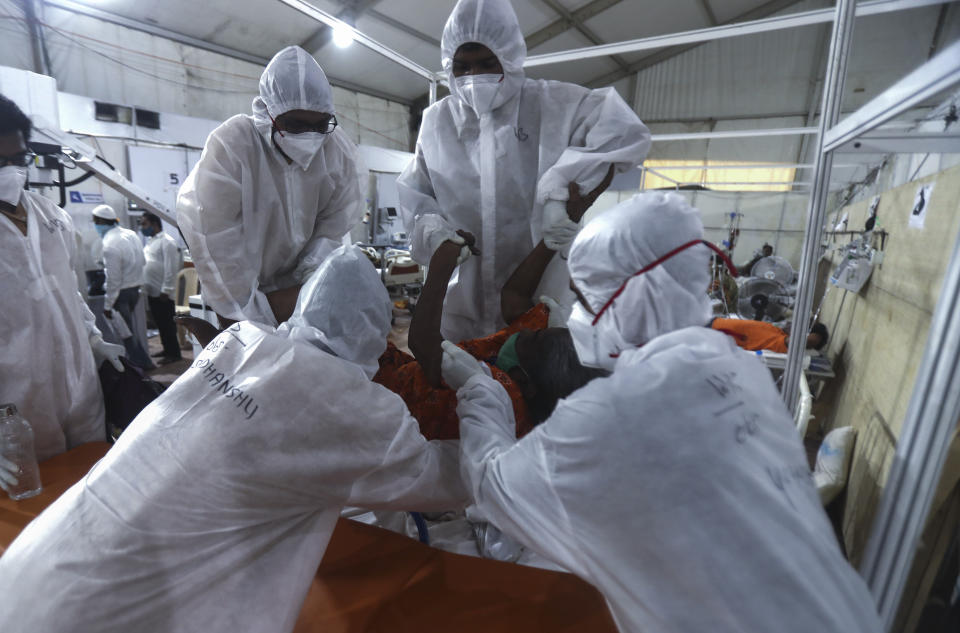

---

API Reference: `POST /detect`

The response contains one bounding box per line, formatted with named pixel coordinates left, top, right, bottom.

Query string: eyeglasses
left=273, top=115, right=338, bottom=135
left=0, top=151, right=36, bottom=168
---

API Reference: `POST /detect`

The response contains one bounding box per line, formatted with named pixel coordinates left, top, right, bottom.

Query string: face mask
left=273, top=130, right=327, bottom=169
left=95, top=224, right=113, bottom=239
left=454, top=74, right=508, bottom=116
left=0, top=166, right=27, bottom=208
left=140, top=226, right=156, bottom=237
left=567, top=302, right=605, bottom=369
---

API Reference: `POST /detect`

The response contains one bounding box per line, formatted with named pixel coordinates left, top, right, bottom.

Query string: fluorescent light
left=332, top=23, right=354, bottom=48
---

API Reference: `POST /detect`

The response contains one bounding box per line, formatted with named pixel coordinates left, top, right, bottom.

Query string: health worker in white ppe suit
left=0, top=95, right=123, bottom=466
left=92, top=203, right=154, bottom=370
left=178, top=45, right=363, bottom=328
left=398, top=0, right=651, bottom=342
left=440, top=193, right=882, bottom=633
left=0, top=245, right=468, bottom=633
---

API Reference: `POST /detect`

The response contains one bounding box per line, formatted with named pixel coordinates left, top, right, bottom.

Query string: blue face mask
left=140, top=226, right=156, bottom=237
left=95, top=224, right=113, bottom=239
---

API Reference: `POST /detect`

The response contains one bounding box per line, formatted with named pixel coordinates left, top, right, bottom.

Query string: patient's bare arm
left=500, top=241, right=556, bottom=325
left=409, top=232, right=477, bottom=387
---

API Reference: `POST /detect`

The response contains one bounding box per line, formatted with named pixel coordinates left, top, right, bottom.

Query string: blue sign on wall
left=69, top=191, right=105, bottom=204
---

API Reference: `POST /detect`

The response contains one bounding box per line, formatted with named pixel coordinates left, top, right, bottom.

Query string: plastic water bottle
left=0, top=403, right=42, bottom=500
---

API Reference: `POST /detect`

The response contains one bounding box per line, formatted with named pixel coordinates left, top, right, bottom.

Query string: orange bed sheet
left=0, top=443, right=617, bottom=633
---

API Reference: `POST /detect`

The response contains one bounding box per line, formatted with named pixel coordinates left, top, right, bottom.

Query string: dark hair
left=0, top=94, right=32, bottom=142
left=456, top=42, right=489, bottom=54
left=810, top=322, right=829, bottom=350
left=522, top=328, right=609, bottom=424
left=142, top=212, right=162, bottom=227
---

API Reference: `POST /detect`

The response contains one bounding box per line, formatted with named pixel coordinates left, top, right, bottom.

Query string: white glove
left=541, top=199, right=580, bottom=256
left=441, top=340, right=488, bottom=390
left=426, top=229, right=472, bottom=266
left=0, top=455, right=18, bottom=493
left=91, top=335, right=125, bottom=372
left=539, top=295, right=571, bottom=328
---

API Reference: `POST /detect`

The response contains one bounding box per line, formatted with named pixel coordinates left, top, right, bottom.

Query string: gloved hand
left=91, top=335, right=125, bottom=372
left=541, top=199, right=580, bottom=256
left=539, top=295, right=571, bottom=328
left=426, top=229, right=473, bottom=266
left=0, top=455, right=18, bottom=493
left=441, top=340, right=489, bottom=390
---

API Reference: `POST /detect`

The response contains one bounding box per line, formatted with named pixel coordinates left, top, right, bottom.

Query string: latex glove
left=441, top=340, right=488, bottom=390
left=0, top=455, right=18, bottom=493
left=541, top=199, right=580, bottom=255
left=91, top=335, right=125, bottom=372
left=539, top=295, right=571, bottom=328
left=426, top=229, right=472, bottom=266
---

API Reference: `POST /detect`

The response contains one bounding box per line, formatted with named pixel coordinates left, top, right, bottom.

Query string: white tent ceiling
left=38, top=0, right=959, bottom=111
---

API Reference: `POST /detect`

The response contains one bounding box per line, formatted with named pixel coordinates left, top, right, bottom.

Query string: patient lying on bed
left=376, top=232, right=606, bottom=440
left=177, top=233, right=605, bottom=443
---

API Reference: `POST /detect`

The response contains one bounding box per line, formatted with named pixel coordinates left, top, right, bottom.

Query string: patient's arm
left=500, top=241, right=556, bottom=325
left=500, top=166, right=616, bottom=325
left=409, top=239, right=467, bottom=387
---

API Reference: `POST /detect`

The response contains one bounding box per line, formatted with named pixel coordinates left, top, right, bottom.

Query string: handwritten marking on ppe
left=714, top=400, right=745, bottom=417
left=189, top=358, right=259, bottom=420
left=706, top=371, right=742, bottom=398
left=226, top=322, right=247, bottom=347
left=735, top=412, right=761, bottom=444
left=41, top=217, right=66, bottom=233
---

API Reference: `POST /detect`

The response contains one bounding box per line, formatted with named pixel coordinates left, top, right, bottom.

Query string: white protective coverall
left=101, top=224, right=146, bottom=310
left=451, top=193, right=882, bottom=632
left=0, top=245, right=467, bottom=633
left=0, top=190, right=106, bottom=460
left=142, top=230, right=181, bottom=298
left=397, top=0, right=651, bottom=342
left=178, top=45, right=364, bottom=326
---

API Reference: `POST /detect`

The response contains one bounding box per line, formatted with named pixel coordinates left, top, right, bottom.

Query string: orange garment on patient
left=374, top=304, right=549, bottom=441
left=711, top=317, right=788, bottom=353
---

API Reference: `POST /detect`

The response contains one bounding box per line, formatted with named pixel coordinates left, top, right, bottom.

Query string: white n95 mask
left=567, top=302, right=627, bottom=371
left=274, top=131, right=327, bottom=170
left=0, top=166, right=27, bottom=208
left=455, top=74, right=507, bottom=116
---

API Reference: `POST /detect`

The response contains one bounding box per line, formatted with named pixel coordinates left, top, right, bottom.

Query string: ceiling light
left=332, top=23, right=354, bottom=48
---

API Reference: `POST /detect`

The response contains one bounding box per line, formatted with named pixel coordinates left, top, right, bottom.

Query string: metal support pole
left=781, top=0, right=857, bottom=410
left=429, top=79, right=437, bottom=106
left=20, top=0, right=51, bottom=75
left=859, top=222, right=960, bottom=628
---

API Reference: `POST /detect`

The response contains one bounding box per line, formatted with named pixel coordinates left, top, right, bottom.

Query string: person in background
left=93, top=204, right=153, bottom=370
left=398, top=0, right=651, bottom=342
left=0, top=94, right=123, bottom=463
left=711, top=317, right=829, bottom=353
left=178, top=45, right=363, bottom=328
left=440, top=192, right=880, bottom=633
left=139, top=212, right=182, bottom=365
left=740, top=242, right=774, bottom=276
left=0, top=246, right=467, bottom=633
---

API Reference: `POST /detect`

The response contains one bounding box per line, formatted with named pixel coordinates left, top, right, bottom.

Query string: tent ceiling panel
left=61, top=0, right=331, bottom=60
left=633, top=23, right=822, bottom=121
left=526, top=29, right=621, bottom=83
left=583, top=0, right=712, bottom=43
left=712, top=0, right=792, bottom=23
left=306, top=40, right=434, bottom=102
left=334, top=13, right=441, bottom=71
left=364, top=0, right=457, bottom=46
left=841, top=6, right=949, bottom=111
